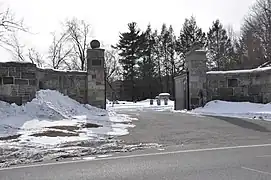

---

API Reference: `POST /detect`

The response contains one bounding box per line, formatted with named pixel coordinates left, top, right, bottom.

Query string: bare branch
left=105, top=48, right=121, bottom=82
left=0, top=7, right=27, bottom=49
left=28, top=48, right=44, bottom=67
left=48, top=32, right=73, bottom=69
left=65, top=18, right=91, bottom=70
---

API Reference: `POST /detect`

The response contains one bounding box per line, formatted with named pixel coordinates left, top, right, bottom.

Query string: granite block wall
left=0, top=62, right=38, bottom=105
left=37, top=69, right=87, bottom=104
left=206, top=68, right=271, bottom=103
left=0, top=62, right=88, bottom=105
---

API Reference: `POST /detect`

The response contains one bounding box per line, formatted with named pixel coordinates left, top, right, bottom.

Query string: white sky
left=0, top=0, right=256, bottom=61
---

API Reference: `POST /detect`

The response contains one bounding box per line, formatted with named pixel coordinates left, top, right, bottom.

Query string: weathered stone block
left=248, top=85, right=261, bottom=95
left=233, top=87, right=243, bottom=96
left=219, top=80, right=227, bottom=87
left=218, top=87, right=233, bottom=96
left=21, top=72, right=36, bottom=79
left=29, top=79, right=37, bottom=86
left=191, top=97, right=199, bottom=106
left=0, top=68, right=8, bottom=76
left=241, top=86, right=249, bottom=96
left=0, top=95, right=22, bottom=105
left=15, top=79, right=29, bottom=85
left=9, top=69, right=21, bottom=78
left=3, top=77, right=14, bottom=84
left=239, top=78, right=251, bottom=86
left=254, top=95, right=263, bottom=103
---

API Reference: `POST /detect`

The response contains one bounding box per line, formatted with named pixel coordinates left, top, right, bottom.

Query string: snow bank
left=0, top=90, right=135, bottom=145
left=190, top=100, right=271, bottom=120
left=108, top=99, right=174, bottom=111
left=159, top=93, right=170, bottom=96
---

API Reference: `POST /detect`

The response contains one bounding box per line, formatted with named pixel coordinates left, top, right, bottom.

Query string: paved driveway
left=120, top=110, right=271, bottom=149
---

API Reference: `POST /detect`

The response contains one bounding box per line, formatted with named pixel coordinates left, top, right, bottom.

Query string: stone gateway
left=0, top=40, right=106, bottom=109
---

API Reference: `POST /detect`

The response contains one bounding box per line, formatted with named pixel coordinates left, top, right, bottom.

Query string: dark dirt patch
left=0, top=134, right=21, bottom=141
left=46, top=125, right=80, bottom=131
left=82, top=123, right=102, bottom=128
left=31, top=130, right=79, bottom=137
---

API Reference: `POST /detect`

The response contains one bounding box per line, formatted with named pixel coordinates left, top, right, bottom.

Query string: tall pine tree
left=207, top=20, right=234, bottom=70
left=159, top=24, right=171, bottom=93
left=176, top=16, right=206, bottom=64
left=114, top=22, right=141, bottom=101
left=168, top=25, right=177, bottom=99
left=152, top=29, right=164, bottom=92
left=138, top=24, right=156, bottom=98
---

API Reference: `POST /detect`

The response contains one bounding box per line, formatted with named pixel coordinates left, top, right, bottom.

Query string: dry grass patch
left=46, top=125, right=80, bottom=131
left=82, top=123, right=102, bottom=128
left=0, top=134, right=21, bottom=141
left=31, top=130, right=79, bottom=137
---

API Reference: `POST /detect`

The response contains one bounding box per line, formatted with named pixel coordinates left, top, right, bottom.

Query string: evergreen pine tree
left=152, top=29, right=164, bottom=92
left=159, top=23, right=171, bottom=92
left=114, top=22, right=141, bottom=101
left=168, top=25, right=177, bottom=99
left=207, top=20, right=234, bottom=70
left=176, top=16, right=206, bottom=62
left=138, top=24, right=156, bottom=98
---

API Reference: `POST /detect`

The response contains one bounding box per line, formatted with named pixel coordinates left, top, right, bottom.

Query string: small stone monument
left=159, top=93, right=170, bottom=105
left=150, top=99, right=154, bottom=105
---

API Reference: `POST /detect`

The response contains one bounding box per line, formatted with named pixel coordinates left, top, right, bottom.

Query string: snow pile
left=107, top=99, right=174, bottom=111
left=0, top=90, right=135, bottom=145
left=190, top=100, right=271, bottom=120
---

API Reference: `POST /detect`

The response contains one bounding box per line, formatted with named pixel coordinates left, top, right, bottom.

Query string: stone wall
left=206, top=67, right=271, bottom=103
left=0, top=42, right=106, bottom=108
left=0, top=62, right=38, bottom=105
left=0, top=62, right=88, bottom=105
left=37, top=69, right=87, bottom=103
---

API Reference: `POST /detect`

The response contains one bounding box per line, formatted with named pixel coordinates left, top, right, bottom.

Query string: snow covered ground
left=107, top=99, right=175, bottom=112
left=0, top=90, right=143, bottom=167
left=181, top=100, right=271, bottom=121
left=0, top=90, right=136, bottom=143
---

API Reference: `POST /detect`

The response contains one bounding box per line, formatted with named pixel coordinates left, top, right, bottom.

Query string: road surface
left=2, top=110, right=271, bottom=179
left=1, top=144, right=271, bottom=179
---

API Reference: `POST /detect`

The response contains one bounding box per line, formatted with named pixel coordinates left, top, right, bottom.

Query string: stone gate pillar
left=87, top=40, right=106, bottom=109
left=186, top=48, right=207, bottom=109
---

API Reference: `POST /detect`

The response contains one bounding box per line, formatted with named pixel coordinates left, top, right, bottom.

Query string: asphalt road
left=2, top=110, right=271, bottom=179
left=1, top=144, right=271, bottom=179
left=121, top=110, right=271, bottom=149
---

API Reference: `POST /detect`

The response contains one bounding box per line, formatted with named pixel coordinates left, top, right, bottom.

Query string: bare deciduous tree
left=48, top=32, right=73, bottom=69
left=28, top=48, right=44, bottom=67
left=7, top=33, right=25, bottom=61
left=104, top=48, right=121, bottom=99
left=7, top=33, right=44, bottom=67
left=0, top=8, right=26, bottom=49
left=65, top=18, right=91, bottom=70
left=241, top=0, right=271, bottom=67
left=105, top=48, right=121, bottom=82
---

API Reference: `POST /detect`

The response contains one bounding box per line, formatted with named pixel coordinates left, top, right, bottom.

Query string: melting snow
left=188, top=100, right=271, bottom=121
left=107, top=99, right=174, bottom=111
left=0, top=90, right=135, bottom=145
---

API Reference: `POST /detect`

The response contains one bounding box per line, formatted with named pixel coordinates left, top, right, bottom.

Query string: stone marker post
left=87, top=40, right=106, bottom=109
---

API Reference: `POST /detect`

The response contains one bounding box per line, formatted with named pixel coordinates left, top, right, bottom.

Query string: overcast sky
left=1, top=0, right=256, bottom=61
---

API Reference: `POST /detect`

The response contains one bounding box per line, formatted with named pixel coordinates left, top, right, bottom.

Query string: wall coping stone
left=207, top=66, right=271, bottom=75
